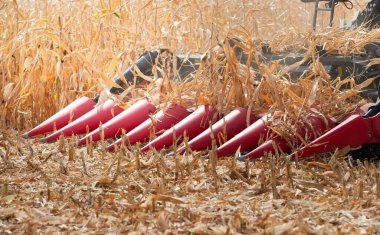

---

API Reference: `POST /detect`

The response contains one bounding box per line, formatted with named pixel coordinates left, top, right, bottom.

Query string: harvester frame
left=23, top=0, right=380, bottom=160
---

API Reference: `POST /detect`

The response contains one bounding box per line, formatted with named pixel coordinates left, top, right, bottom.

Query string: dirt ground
left=0, top=129, right=379, bottom=234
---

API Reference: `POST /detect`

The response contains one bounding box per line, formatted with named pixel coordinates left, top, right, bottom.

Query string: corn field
left=1, top=0, right=380, bottom=234
left=0, top=0, right=370, bottom=130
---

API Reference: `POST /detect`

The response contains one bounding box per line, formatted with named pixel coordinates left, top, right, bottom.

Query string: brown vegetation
left=1, top=0, right=380, bottom=234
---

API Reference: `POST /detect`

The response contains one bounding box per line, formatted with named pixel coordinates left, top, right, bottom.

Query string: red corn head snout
left=78, top=100, right=156, bottom=146
left=243, top=115, right=335, bottom=160
left=242, top=138, right=288, bottom=160
left=141, top=105, right=218, bottom=153
left=176, top=107, right=257, bottom=154
left=41, top=99, right=124, bottom=142
left=22, top=97, right=96, bottom=138
left=291, top=112, right=380, bottom=159
left=107, top=104, right=189, bottom=151
left=215, top=115, right=271, bottom=158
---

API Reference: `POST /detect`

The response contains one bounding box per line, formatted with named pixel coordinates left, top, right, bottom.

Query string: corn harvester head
left=22, top=6, right=380, bottom=160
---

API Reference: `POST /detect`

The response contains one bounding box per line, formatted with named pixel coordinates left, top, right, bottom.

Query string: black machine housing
left=107, top=0, right=380, bottom=100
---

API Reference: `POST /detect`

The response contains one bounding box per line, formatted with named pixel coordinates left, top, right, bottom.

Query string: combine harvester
left=23, top=0, right=380, bottom=159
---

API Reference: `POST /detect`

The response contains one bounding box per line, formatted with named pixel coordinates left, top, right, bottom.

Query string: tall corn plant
left=0, top=0, right=367, bottom=130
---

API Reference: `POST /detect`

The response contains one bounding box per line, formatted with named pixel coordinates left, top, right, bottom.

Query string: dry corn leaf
left=367, top=58, right=380, bottom=67
left=152, top=194, right=187, bottom=204
left=307, top=162, right=332, bottom=170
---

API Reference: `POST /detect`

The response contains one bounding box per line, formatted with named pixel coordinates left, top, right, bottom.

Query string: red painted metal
left=291, top=113, right=380, bottom=158
left=77, top=100, right=156, bottom=146
left=353, top=103, right=375, bottom=116
left=330, top=103, right=375, bottom=123
left=245, top=115, right=335, bottom=159
left=215, top=116, right=271, bottom=158
left=141, top=105, right=218, bottom=153
left=22, top=97, right=96, bottom=138
left=244, top=138, right=289, bottom=159
left=41, top=99, right=124, bottom=142
left=107, top=104, right=189, bottom=151
left=176, top=107, right=257, bottom=154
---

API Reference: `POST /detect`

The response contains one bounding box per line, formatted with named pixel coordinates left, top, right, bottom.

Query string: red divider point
left=176, top=107, right=257, bottom=154
left=141, top=105, right=218, bottom=153
left=41, top=99, right=124, bottom=142
left=215, top=116, right=271, bottom=158
left=244, top=138, right=289, bottom=160
left=245, top=115, right=335, bottom=159
left=78, top=99, right=156, bottom=146
left=107, top=104, right=189, bottom=151
left=23, top=97, right=95, bottom=137
left=291, top=115, right=368, bottom=159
